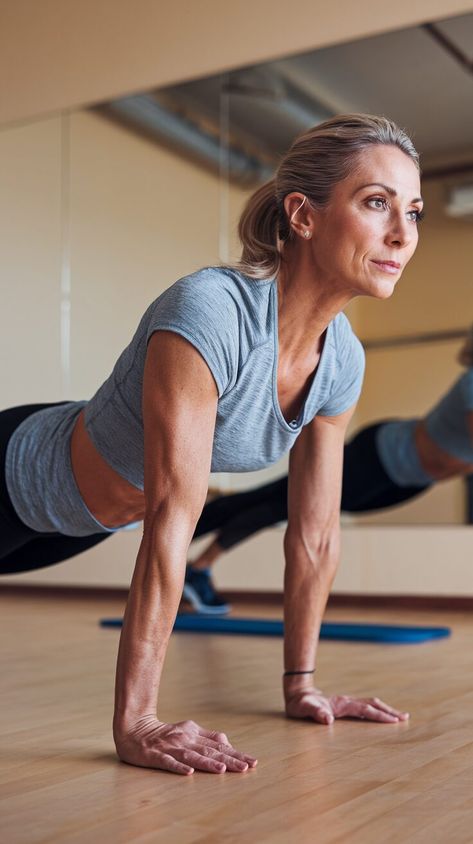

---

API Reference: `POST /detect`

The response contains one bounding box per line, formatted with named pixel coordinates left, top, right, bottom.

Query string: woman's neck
left=276, top=254, right=352, bottom=362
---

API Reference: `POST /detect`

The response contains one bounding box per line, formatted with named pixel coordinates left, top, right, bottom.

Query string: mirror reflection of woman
left=0, top=114, right=423, bottom=775
left=184, top=328, right=473, bottom=614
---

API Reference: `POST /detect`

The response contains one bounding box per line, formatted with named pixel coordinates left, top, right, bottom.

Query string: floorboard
left=1, top=591, right=472, bottom=843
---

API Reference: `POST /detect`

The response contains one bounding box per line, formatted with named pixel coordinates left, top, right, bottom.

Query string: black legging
left=0, top=404, right=110, bottom=575
left=194, top=477, right=290, bottom=550
left=0, top=407, right=429, bottom=575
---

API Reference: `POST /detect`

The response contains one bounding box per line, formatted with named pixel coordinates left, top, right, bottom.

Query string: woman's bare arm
left=283, top=407, right=409, bottom=724
left=113, top=331, right=257, bottom=774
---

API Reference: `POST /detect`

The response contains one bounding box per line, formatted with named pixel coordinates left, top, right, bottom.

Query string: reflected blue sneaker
left=182, top=565, right=231, bottom=615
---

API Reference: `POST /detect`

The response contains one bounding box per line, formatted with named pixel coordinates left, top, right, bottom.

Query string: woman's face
left=309, top=144, right=423, bottom=300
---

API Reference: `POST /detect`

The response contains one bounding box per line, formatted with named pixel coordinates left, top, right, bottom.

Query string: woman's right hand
left=114, top=715, right=258, bottom=775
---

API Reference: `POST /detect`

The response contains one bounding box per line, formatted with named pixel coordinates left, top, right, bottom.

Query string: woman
left=184, top=331, right=473, bottom=614
left=1, top=114, right=422, bottom=775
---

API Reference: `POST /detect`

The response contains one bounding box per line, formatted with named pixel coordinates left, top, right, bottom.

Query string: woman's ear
left=284, top=193, right=313, bottom=240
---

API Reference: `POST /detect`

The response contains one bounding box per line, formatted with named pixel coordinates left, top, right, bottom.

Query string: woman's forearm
left=282, top=527, right=339, bottom=698
left=111, top=505, right=259, bottom=774
left=113, top=507, right=193, bottom=735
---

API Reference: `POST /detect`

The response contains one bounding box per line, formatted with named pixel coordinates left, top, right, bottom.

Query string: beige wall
left=2, top=0, right=472, bottom=127
left=0, top=109, right=249, bottom=409
left=68, top=110, right=249, bottom=398
left=0, top=117, right=64, bottom=403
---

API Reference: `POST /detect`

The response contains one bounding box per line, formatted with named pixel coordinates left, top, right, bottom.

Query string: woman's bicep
left=142, top=331, right=218, bottom=522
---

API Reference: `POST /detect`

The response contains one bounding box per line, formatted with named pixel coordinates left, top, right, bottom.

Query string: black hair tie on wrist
left=283, top=669, right=315, bottom=676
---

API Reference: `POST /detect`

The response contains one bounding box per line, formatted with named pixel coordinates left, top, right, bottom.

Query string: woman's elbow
left=284, top=525, right=340, bottom=572
left=143, top=493, right=202, bottom=549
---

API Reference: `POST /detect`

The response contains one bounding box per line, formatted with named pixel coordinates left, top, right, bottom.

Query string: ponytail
left=236, top=179, right=282, bottom=280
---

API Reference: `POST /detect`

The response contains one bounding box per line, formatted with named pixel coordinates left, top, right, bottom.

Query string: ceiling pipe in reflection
left=97, top=94, right=273, bottom=187
left=422, top=23, right=473, bottom=76
left=223, top=67, right=333, bottom=132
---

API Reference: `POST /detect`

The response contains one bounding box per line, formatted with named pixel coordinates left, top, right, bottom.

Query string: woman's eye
left=367, top=197, right=388, bottom=210
left=407, top=209, right=425, bottom=223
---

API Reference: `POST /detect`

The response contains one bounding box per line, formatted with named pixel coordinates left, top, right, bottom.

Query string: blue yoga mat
left=100, top=614, right=451, bottom=643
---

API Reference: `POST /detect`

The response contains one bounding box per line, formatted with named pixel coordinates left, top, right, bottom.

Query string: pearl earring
left=304, top=231, right=311, bottom=239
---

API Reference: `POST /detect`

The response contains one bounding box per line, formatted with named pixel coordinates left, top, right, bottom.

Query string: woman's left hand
left=285, top=689, right=409, bottom=724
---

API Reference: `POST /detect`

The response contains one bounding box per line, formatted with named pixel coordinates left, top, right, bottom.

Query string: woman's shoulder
left=168, top=264, right=272, bottom=292
left=141, top=266, right=272, bottom=396
left=153, top=265, right=271, bottom=311
left=146, top=266, right=273, bottom=352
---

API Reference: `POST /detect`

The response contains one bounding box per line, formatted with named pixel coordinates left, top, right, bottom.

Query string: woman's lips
left=371, top=260, right=401, bottom=275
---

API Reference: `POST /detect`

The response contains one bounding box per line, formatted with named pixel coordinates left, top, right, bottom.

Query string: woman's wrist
left=113, top=708, right=158, bottom=738
left=283, top=671, right=318, bottom=699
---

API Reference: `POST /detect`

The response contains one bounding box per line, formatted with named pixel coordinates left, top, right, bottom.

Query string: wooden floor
left=1, top=590, right=473, bottom=844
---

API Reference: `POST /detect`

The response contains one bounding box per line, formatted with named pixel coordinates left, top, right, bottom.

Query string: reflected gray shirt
left=6, top=267, right=365, bottom=535
left=376, top=368, right=473, bottom=487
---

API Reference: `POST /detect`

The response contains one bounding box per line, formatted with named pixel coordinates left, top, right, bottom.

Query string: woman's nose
left=385, top=214, right=413, bottom=249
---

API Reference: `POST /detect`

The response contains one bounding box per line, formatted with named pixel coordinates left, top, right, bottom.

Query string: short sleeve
left=318, top=317, right=365, bottom=416
left=146, top=270, right=239, bottom=398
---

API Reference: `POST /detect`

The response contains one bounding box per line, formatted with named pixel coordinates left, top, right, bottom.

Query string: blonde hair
left=458, top=324, right=473, bottom=368
left=235, top=113, right=420, bottom=280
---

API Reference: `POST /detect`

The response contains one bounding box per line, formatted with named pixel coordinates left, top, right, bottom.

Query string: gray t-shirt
left=6, top=267, right=365, bottom=535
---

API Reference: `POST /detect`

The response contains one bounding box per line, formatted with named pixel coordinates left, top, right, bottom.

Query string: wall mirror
left=1, top=11, right=472, bottom=524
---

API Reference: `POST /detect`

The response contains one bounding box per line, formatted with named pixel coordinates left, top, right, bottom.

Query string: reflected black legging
left=0, top=406, right=429, bottom=576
